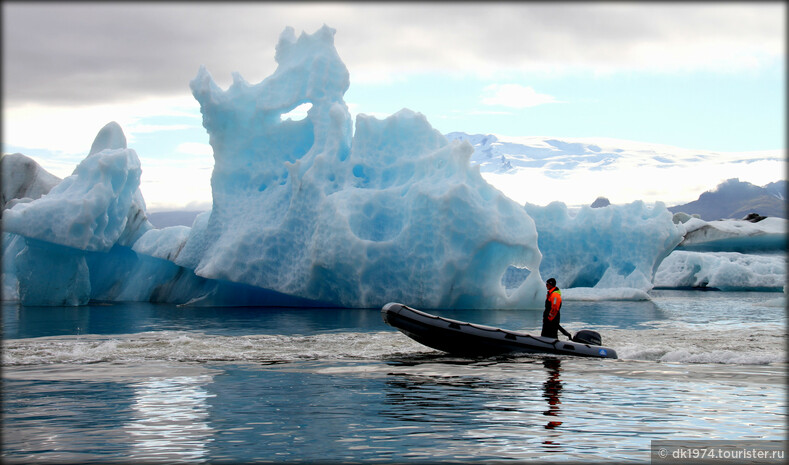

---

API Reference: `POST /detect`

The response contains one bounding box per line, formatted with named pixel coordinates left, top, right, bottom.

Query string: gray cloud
left=3, top=2, right=783, bottom=106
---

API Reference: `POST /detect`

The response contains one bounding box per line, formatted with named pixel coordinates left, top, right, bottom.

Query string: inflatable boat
left=382, top=302, right=617, bottom=359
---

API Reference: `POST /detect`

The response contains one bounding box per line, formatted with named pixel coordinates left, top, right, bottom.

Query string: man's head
left=546, top=278, right=556, bottom=288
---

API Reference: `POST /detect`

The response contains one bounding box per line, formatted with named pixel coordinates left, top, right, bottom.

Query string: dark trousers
left=541, top=319, right=560, bottom=338
left=542, top=317, right=570, bottom=339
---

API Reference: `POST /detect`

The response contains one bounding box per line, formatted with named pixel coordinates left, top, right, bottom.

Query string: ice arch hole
left=280, top=102, right=312, bottom=122
left=502, top=265, right=531, bottom=296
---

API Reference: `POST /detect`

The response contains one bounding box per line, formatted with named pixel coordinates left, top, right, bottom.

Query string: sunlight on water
left=125, top=375, right=215, bottom=462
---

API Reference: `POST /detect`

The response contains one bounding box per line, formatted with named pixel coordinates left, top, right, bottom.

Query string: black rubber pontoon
left=382, top=302, right=617, bottom=359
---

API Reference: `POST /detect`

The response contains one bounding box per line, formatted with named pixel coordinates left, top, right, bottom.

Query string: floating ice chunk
left=179, top=25, right=543, bottom=309
left=679, top=217, right=787, bottom=252
left=3, top=123, right=154, bottom=306
left=526, top=201, right=683, bottom=292
left=3, top=122, right=153, bottom=251
left=654, top=250, right=786, bottom=291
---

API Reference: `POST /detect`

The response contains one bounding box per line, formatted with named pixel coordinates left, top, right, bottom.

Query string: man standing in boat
left=543, top=278, right=573, bottom=340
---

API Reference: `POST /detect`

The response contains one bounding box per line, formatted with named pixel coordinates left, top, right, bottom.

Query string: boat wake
left=2, top=323, right=784, bottom=367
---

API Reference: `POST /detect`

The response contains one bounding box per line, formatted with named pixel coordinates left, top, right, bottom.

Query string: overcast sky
left=2, top=2, right=785, bottom=210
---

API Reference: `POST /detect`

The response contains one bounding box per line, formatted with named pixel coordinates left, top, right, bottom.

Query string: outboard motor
left=572, top=330, right=602, bottom=346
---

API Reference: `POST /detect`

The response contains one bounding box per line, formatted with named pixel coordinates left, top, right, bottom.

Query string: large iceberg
left=525, top=201, right=684, bottom=294
left=654, top=251, right=785, bottom=291
left=170, top=25, right=543, bottom=309
left=4, top=122, right=151, bottom=251
left=2, top=25, right=696, bottom=308
left=653, top=216, right=786, bottom=292
left=2, top=26, right=545, bottom=309
left=677, top=217, right=787, bottom=252
left=2, top=122, right=154, bottom=305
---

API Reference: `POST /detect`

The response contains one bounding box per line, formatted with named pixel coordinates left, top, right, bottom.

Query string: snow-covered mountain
left=669, top=178, right=787, bottom=220
left=445, top=132, right=785, bottom=208
left=446, top=132, right=625, bottom=174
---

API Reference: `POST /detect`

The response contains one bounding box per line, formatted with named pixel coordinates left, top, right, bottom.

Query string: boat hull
left=382, top=302, right=617, bottom=359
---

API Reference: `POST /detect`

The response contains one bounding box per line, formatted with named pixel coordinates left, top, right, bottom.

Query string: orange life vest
left=546, top=287, right=562, bottom=321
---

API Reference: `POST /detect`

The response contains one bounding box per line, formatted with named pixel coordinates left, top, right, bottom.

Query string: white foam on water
left=1, top=330, right=426, bottom=367
left=603, top=323, right=786, bottom=365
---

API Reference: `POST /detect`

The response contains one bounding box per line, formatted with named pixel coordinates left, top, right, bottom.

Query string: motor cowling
left=572, top=330, right=602, bottom=346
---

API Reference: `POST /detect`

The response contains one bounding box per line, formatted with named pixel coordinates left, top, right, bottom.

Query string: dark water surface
left=2, top=291, right=785, bottom=462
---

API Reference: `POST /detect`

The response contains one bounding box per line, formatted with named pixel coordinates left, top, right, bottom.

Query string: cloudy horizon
left=2, top=2, right=785, bottom=210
